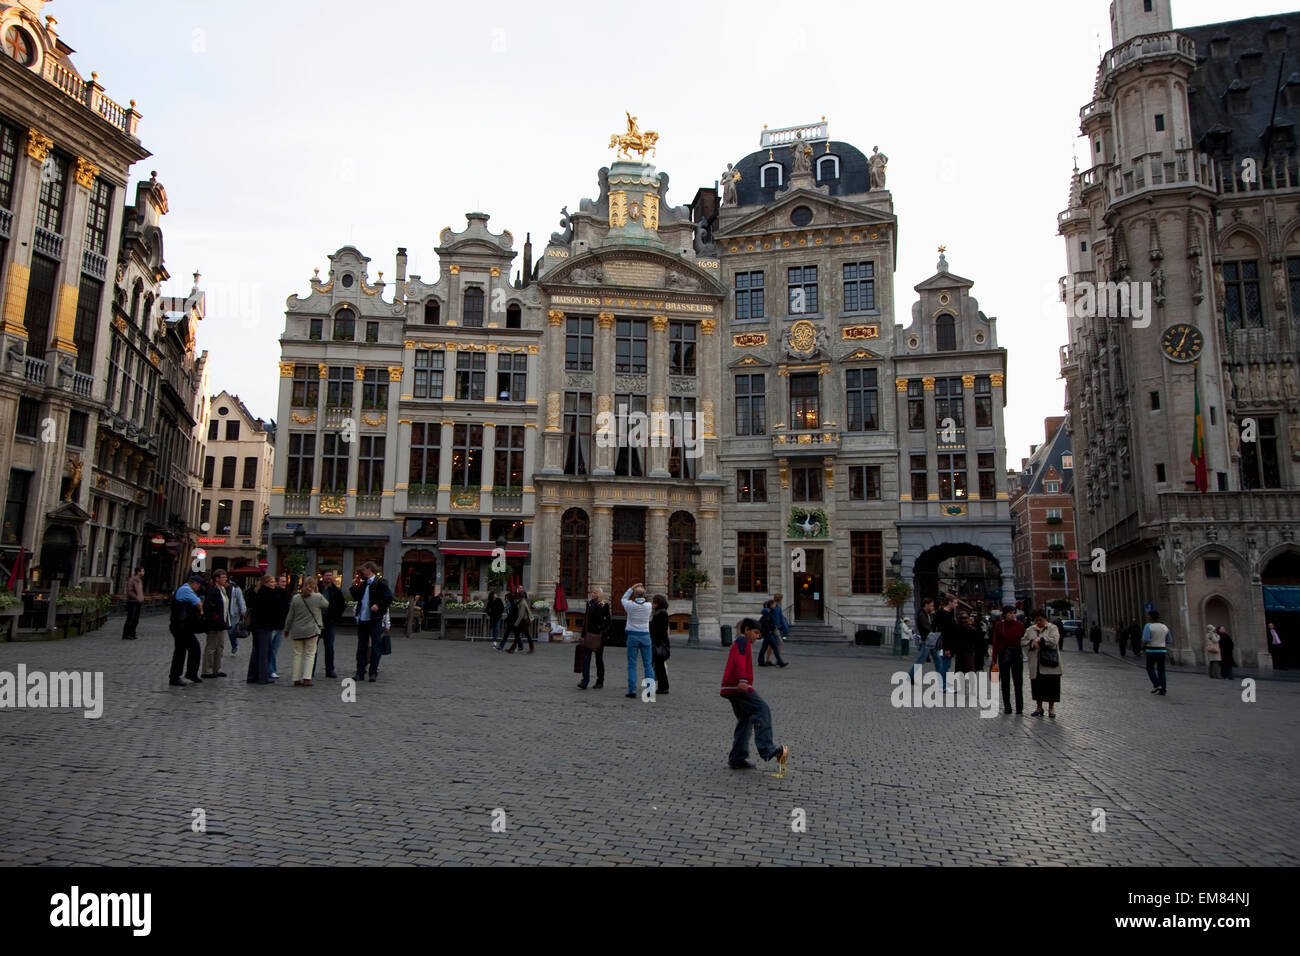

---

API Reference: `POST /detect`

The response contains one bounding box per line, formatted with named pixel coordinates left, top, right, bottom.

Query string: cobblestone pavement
left=2, top=612, right=1297, bottom=866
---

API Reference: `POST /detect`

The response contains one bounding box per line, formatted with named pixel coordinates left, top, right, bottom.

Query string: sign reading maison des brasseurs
left=550, top=294, right=712, bottom=314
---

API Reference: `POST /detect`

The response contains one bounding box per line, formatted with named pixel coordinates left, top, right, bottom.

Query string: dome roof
left=730, top=140, right=872, bottom=206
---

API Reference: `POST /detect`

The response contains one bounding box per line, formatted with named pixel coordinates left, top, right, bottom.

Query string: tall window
left=936, top=314, right=957, bottom=351
left=934, top=377, right=964, bottom=428
left=496, top=353, right=527, bottom=401
left=242, top=456, right=258, bottom=489
left=974, top=376, right=992, bottom=427
left=787, top=265, right=818, bottom=314
left=455, top=351, right=486, bottom=400
left=365, top=320, right=379, bottom=343
left=738, top=532, right=768, bottom=593
left=451, top=424, right=483, bottom=487
left=309, top=318, right=323, bottom=340
left=198, top=498, right=211, bottom=530
left=358, top=436, right=385, bottom=495
left=843, top=262, right=875, bottom=311
left=73, top=276, right=102, bottom=373
left=614, top=393, right=646, bottom=477
left=220, top=456, right=237, bottom=488
left=849, top=465, right=881, bottom=500
left=15, top=397, right=40, bottom=438
left=362, top=368, right=388, bottom=410
left=907, top=379, right=925, bottom=430
left=291, top=365, right=318, bottom=408
left=225, top=420, right=241, bottom=441
left=1240, top=415, right=1280, bottom=488
left=560, top=508, right=589, bottom=600
left=791, top=466, right=822, bottom=502
left=910, top=454, right=928, bottom=499
left=408, top=422, right=440, bottom=489
left=736, top=468, right=767, bottom=502
left=1048, top=532, right=1065, bottom=548
left=669, top=321, right=697, bottom=376
left=0, top=123, right=18, bottom=210
left=735, top=271, right=765, bottom=320
left=789, top=373, right=819, bottom=430
left=413, top=350, right=444, bottom=399
left=735, top=374, right=766, bottom=436
left=332, top=307, right=356, bottom=341
left=493, top=426, right=525, bottom=490
left=22, top=254, right=57, bottom=356
left=938, top=453, right=967, bottom=500
left=845, top=368, right=879, bottom=432
left=287, top=434, right=315, bottom=493
left=506, top=304, right=522, bottom=328
left=1287, top=257, right=1300, bottom=320
left=563, top=392, right=592, bottom=476
left=978, top=452, right=996, bottom=499
left=327, top=366, right=354, bottom=407
left=35, top=153, right=68, bottom=233
left=203, top=456, right=215, bottom=487
left=424, top=299, right=440, bottom=325
left=616, top=318, right=648, bottom=373
left=1222, top=260, right=1263, bottom=334
left=850, top=530, right=883, bottom=594
left=216, top=500, right=233, bottom=534
left=667, top=511, right=696, bottom=598
left=238, top=501, right=254, bottom=536
left=320, top=432, right=349, bottom=493
left=668, top=396, right=696, bottom=479
left=2, top=470, right=31, bottom=545
left=83, top=179, right=113, bottom=254
left=565, top=316, right=593, bottom=371
left=462, top=287, right=485, bottom=327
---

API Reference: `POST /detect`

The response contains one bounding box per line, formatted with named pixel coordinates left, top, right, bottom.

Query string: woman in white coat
left=1204, top=625, right=1221, bottom=679
left=1023, top=611, right=1062, bottom=719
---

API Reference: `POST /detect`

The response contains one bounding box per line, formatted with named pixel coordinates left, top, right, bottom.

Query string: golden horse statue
left=609, top=112, right=659, bottom=160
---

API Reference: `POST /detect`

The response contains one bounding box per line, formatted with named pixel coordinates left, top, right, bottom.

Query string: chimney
left=395, top=247, right=408, bottom=304
left=522, top=233, right=533, bottom=289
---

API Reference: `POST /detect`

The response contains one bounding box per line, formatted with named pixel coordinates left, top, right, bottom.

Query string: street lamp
left=687, top=541, right=703, bottom=648
left=890, top=551, right=904, bottom=654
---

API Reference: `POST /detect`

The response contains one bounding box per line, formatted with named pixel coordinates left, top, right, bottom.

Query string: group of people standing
left=165, top=562, right=393, bottom=687
left=487, top=588, right=536, bottom=654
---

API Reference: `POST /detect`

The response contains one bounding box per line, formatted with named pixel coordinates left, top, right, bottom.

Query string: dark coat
left=321, top=584, right=346, bottom=624
left=650, top=609, right=670, bottom=659
left=201, top=585, right=230, bottom=631
left=350, top=576, right=393, bottom=617
left=486, top=596, right=505, bottom=623
left=1219, top=632, right=1235, bottom=666
left=583, top=600, right=611, bottom=638
left=249, top=586, right=284, bottom=631
left=933, top=607, right=956, bottom=651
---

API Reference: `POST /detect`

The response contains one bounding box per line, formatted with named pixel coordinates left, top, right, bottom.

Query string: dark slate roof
left=1183, top=13, right=1300, bottom=158
left=1018, top=417, right=1074, bottom=496
left=731, top=140, right=871, bottom=206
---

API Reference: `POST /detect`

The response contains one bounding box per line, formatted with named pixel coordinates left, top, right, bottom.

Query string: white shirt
left=622, top=588, right=652, bottom=633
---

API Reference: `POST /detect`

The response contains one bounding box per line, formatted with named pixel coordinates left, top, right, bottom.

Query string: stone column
left=1, top=128, right=49, bottom=343
left=990, top=372, right=1006, bottom=497
left=49, top=157, right=96, bottom=362
left=394, top=419, right=412, bottom=511
left=485, top=347, right=500, bottom=404
left=697, top=492, right=722, bottom=641
left=648, top=314, right=670, bottom=478
left=593, top=312, right=615, bottom=476
left=590, top=504, right=613, bottom=598
left=922, top=376, right=937, bottom=505
left=437, top=421, right=454, bottom=511
left=480, top=423, right=497, bottom=499
left=522, top=422, right=538, bottom=508
left=446, top=265, right=462, bottom=325
left=541, top=311, right=565, bottom=474
left=961, top=373, right=977, bottom=499
left=442, top=346, right=457, bottom=401
left=895, top=377, right=910, bottom=502
left=534, top=504, right=560, bottom=605
left=699, top=318, right=720, bottom=478
left=647, top=507, right=668, bottom=594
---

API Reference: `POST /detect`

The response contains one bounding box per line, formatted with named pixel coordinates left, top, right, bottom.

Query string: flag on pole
left=1190, top=364, right=1208, bottom=493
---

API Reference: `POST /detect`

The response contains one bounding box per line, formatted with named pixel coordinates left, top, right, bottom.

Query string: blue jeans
left=727, top=691, right=779, bottom=764
left=228, top=624, right=239, bottom=653
left=491, top=619, right=502, bottom=644
left=936, top=650, right=951, bottom=691
left=760, top=631, right=786, bottom=665
left=626, top=631, right=653, bottom=695
left=356, top=617, right=382, bottom=677
left=909, top=639, right=938, bottom=681
left=1146, top=651, right=1166, bottom=691
left=314, top=620, right=336, bottom=676
left=269, top=630, right=283, bottom=675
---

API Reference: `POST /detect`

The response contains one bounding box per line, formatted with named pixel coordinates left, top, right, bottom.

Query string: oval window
left=341, top=274, right=354, bottom=288
left=790, top=206, right=813, bottom=227
left=218, top=407, right=229, bottom=416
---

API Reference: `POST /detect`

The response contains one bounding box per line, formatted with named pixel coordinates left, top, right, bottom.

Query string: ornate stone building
left=199, top=389, right=271, bottom=573
left=709, top=120, right=902, bottom=634
left=0, top=0, right=149, bottom=591
left=1010, top=416, right=1079, bottom=616
left=1059, top=1, right=1300, bottom=667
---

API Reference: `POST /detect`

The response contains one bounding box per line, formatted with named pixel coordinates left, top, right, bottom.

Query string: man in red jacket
left=991, top=605, right=1026, bottom=714
left=721, top=618, right=789, bottom=772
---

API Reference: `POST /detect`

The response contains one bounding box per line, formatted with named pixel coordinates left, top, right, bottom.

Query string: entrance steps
left=786, top=622, right=852, bottom=644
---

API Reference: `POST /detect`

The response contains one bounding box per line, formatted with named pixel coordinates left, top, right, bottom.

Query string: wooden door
left=612, top=544, right=646, bottom=612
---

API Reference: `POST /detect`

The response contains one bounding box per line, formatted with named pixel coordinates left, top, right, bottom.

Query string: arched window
left=463, top=287, right=484, bottom=327
left=817, top=155, right=840, bottom=180
left=141, top=294, right=154, bottom=334
left=424, top=299, right=440, bottom=326
left=668, top=511, right=697, bottom=599
left=130, top=280, right=143, bottom=322
left=760, top=162, right=783, bottom=189
left=506, top=303, right=522, bottom=329
left=936, top=313, right=957, bottom=351
left=333, top=306, right=356, bottom=341
left=560, top=508, right=589, bottom=599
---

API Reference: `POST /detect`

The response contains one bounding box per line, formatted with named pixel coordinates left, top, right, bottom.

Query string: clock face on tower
left=1160, top=323, right=1204, bottom=363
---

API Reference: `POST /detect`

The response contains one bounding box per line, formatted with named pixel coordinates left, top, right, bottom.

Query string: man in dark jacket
left=200, top=568, right=232, bottom=678
left=168, top=574, right=206, bottom=686
left=350, top=561, right=393, bottom=682
left=932, top=594, right=958, bottom=692
left=316, top=570, right=346, bottom=679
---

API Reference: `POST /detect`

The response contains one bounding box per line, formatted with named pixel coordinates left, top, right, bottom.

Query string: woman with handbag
left=285, top=576, right=329, bottom=687
left=504, top=588, right=534, bottom=654
left=578, top=587, right=610, bottom=689
left=1023, top=610, right=1062, bottom=718
left=650, top=593, right=671, bottom=694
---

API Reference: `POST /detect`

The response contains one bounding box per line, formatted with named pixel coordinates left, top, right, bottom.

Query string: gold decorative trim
left=290, top=412, right=317, bottom=424
left=548, top=310, right=564, bottom=326
left=362, top=413, right=386, bottom=426
left=922, top=377, right=935, bottom=391
left=597, top=312, right=615, bottom=328
left=25, top=128, right=53, bottom=162
left=990, top=373, right=1005, bottom=387
left=388, top=365, right=403, bottom=382
left=609, top=190, right=628, bottom=227
left=733, top=332, right=766, bottom=348
left=397, top=418, right=413, bottom=424
left=74, top=157, right=100, bottom=189
left=354, top=365, right=366, bottom=380
left=490, top=267, right=501, bottom=277
left=487, top=344, right=498, bottom=353
left=527, top=345, right=538, bottom=354
left=113, top=315, right=127, bottom=332
left=320, top=495, right=346, bottom=515
left=700, top=319, right=716, bottom=335
left=651, top=315, right=668, bottom=332
left=403, top=339, right=416, bottom=349
left=895, top=377, right=908, bottom=393
left=961, top=374, right=975, bottom=389
left=842, top=325, right=879, bottom=340
left=449, top=265, right=460, bottom=275
left=316, top=279, right=334, bottom=293
left=279, top=362, right=295, bottom=378
left=317, top=363, right=328, bottom=378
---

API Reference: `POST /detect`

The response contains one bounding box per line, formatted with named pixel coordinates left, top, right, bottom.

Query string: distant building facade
left=199, top=390, right=272, bottom=573
left=1010, top=416, right=1079, bottom=615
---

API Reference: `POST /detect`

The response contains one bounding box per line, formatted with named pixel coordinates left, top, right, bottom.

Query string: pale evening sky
left=53, top=0, right=1298, bottom=460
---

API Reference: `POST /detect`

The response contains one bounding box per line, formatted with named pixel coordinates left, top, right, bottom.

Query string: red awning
left=440, top=546, right=529, bottom=557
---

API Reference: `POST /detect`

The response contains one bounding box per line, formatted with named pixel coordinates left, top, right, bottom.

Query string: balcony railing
left=1216, top=156, right=1300, bottom=195
left=40, top=59, right=139, bottom=137
left=356, top=494, right=382, bottom=517
left=34, top=226, right=63, bottom=261
left=1111, top=149, right=1215, bottom=202
left=407, top=491, right=438, bottom=510
left=760, top=120, right=828, bottom=148
left=491, top=491, right=523, bottom=512
left=324, top=405, right=352, bottom=428
left=1156, top=490, right=1300, bottom=524
left=771, top=424, right=840, bottom=455
left=71, top=372, right=93, bottom=397
left=81, top=248, right=108, bottom=280
left=284, top=493, right=311, bottom=516
left=1100, top=30, right=1196, bottom=85
left=24, top=356, right=47, bottom=385
left=1079, top=100, right=1111, bottom=125
left=0, top=206, right=11, bottom=240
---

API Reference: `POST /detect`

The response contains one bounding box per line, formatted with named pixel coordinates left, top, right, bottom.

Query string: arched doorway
left=560, top=508, right=589, bottom=604
left=1261, top=550, right=1300, bottom=669
left=401, top=548, right=437, bottom=600
left=913, top=543, right=1004, bottom=609
left=40, top=526, right=78, bottom=584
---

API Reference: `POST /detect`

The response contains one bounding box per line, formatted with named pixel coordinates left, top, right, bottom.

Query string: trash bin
left=720, top=623, right=732, bottom=646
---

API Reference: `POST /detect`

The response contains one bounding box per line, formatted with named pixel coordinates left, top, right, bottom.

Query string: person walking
left=650, top=593, right=671, bottom=695
left=268, top=574, right=292, bottom=680
left=1023, top=610, right=1062, bottom=718
left=486, top=591, right=506, bottom=649
left=168, top=574, right=206, bottom=686
left=226, top=575, right=247, bottom=656
left=503, top=588, right=534, bottom=654
left=991, top=605, right=1026, bottom=714
left=1141, top=609, right=1171, bottom=696
left=908, top=597, right=939, bottom=684
left=350, top=562, right=393, bottom=682
left=1218, top=626, right=1235, bottom=680
left=769, top=593, right=791, bottom=661
left=1205, top=625, right=1221, bottom=679
left=315, top=570, right=345, bottom=679
left=932, top=594, right=958, bottom=692
left=246, top=574, right=279, bottom=685
left=200, top=569, right=232, bottom=679
left=1116, top=622, right=1128, bottom=657
left=1129, top=619, right=1144, bottom=657
left=622, top=584, right=654, bottom=698
left=720, top=617, right=789, bottom=772
left=960, top=611, right=981, bottom=672
left=285, top=576, right=329, bottom=687
left=1268, top=620, right=1283, bottom=667
left=578, top=587, right=609, bottom=689
left=758, top=599, right=788, bottom=667
left=1090, top=622, right=1103, bottom=654
left=122, top=567, right=144, bottom=640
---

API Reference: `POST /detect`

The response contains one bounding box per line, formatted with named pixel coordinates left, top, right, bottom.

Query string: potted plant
left=283, top=550, right=307, bottom=578
left=676, top=567, right=709, bottom=597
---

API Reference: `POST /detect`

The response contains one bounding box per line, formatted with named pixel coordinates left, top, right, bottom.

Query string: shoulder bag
left=1037, top=629, right=1060, bottom=669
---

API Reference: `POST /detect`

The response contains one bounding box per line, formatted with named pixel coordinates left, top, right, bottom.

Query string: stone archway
left=1261, top=550, right=1300, bottom=669
left=912, top=542, right=1004, bottom=608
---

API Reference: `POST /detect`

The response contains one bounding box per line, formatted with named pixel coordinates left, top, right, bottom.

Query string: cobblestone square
left=2, top=615, right=1297, bottom=866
